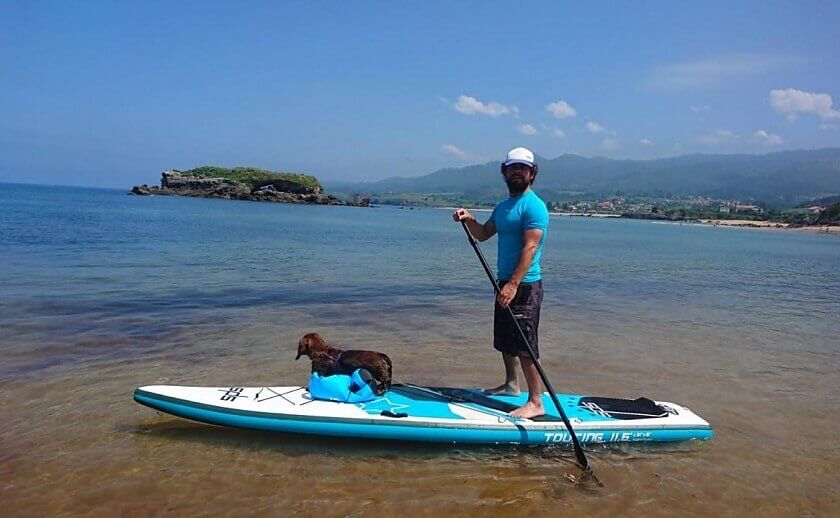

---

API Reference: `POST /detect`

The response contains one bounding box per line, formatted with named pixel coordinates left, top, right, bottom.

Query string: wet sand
left=2, top=300, right=838, bottom=516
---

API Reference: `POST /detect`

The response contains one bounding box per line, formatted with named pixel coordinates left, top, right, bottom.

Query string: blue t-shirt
left=488, top=190, right=549, bottom=283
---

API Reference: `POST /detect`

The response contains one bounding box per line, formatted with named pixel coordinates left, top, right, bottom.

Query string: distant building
left=735, top=204, right=763, bottom=214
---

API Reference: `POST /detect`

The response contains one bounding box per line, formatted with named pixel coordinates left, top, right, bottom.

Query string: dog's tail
left=378, top=355, right=393, bottom=395
left=379, top=381, right=391, bottom=394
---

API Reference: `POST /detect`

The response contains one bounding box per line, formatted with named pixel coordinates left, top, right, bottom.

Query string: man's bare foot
left=509, top=400, right=545, bottom=419
left=483, top=383, right=520, bottom=396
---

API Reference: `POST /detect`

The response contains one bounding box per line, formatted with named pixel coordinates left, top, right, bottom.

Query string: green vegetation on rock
left=185, top=166, right=322, bottom=192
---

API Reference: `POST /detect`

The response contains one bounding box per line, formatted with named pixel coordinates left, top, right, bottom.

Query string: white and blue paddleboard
left=134, top=384, right=713, bottom=445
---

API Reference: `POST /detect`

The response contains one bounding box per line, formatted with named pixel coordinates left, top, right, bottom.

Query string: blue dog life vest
left=308, top=368, right=378, bottom=403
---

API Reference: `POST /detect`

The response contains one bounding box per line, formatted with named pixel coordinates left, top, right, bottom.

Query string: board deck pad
left=134, top=384, right=713, bottom=445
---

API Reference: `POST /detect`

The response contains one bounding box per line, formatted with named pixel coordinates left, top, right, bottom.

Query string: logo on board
left=219, top=387, right=246, bottom=401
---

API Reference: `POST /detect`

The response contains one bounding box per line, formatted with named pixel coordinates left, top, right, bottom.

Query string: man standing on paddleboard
left=452, top=147, right=549, bottom=419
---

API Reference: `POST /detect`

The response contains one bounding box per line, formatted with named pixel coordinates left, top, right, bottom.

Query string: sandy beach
left=697, top=219, right=789, bottom=228
left=696, top=219, right=840, bottom=233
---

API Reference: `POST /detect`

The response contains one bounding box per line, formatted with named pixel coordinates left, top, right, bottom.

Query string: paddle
left=460, top=220, right=600, bottom=485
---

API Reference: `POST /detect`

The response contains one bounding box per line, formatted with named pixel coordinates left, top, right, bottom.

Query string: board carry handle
left=380, top=410, right=408, bottom=418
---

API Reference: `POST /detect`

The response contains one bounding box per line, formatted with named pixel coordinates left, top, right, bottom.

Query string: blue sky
left=2, top=1, right=839, bottom=187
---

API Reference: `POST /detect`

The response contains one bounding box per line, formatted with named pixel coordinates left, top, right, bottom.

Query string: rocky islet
left=131, top=169, right=369, bottom=207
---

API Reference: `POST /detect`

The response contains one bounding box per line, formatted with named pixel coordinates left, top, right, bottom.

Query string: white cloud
left=546, top=101, right=577, bottom=119
left=690, top=105, right=710, bottom=113
left=441, top=144, right=472, bottom=160
left=752, top=130, right=783, bottom=146
left=601, top=138, right=620, bottom=151
left=453, top=94, right=517, bottom=117
left=650, top=54, right=798, bottom=89
left=820, top=123, right=838, bottom=130
left=553, top=128, right=566, bottom=139
left=517, top=123, right=538, bottom=135
left=640, top=138, right=653, bottom=146
left=770, top=88, right=840, bottom=121
left=696, top=129, right=739, bottom=145
left=586, top=121, right=606, bottom=134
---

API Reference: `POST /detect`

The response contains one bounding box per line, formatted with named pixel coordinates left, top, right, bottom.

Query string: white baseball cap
left=503, top=147, right=535, bottom=167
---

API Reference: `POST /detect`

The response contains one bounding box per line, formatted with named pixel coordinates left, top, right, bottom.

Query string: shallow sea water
left=1, top=183, right=838, bottom=515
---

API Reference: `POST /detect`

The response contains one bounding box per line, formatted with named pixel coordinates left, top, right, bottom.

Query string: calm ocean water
left=1, top=182, right=839, bottom=515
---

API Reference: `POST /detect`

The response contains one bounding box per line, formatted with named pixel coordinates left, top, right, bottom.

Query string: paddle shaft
left=460, top=220, right=592, bottom=472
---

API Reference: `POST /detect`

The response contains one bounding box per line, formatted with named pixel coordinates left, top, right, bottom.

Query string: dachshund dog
left=296, top=332, right=393, bottom=395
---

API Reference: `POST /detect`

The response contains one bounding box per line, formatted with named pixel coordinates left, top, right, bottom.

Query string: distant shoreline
left=431, top=206, right=839, bottom=234
left=693, top=219, right=840, bottom=233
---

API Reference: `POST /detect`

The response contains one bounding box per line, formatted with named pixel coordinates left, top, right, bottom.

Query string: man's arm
left=496, top=228, right=542, bottom=307
left=453, top=208, right=496, bottom=242
left=508, top=229, right=543, bottom=285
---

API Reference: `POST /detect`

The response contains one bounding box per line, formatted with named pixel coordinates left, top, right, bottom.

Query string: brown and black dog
left=296, top=332, right=393, bottom=395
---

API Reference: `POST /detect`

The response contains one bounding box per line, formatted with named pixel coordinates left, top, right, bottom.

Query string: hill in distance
left=327, top=148, right=840, bottom=207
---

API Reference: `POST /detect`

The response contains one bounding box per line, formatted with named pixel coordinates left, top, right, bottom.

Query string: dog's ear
left=295, top=336, right=308, bottom=360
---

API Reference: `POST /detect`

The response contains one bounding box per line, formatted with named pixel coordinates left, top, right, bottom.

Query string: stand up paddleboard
left=134, top=384, right=712, bottom=445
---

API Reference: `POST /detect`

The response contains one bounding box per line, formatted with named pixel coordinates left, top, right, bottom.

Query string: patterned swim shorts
left=493, top=280, right=543, bottom=359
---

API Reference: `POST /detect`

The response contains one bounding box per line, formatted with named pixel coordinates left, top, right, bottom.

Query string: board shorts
left=493, top=280, right=543, bottom=359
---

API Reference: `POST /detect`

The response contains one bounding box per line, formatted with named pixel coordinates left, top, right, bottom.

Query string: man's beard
left=505, top=175, right=531, bottom=195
